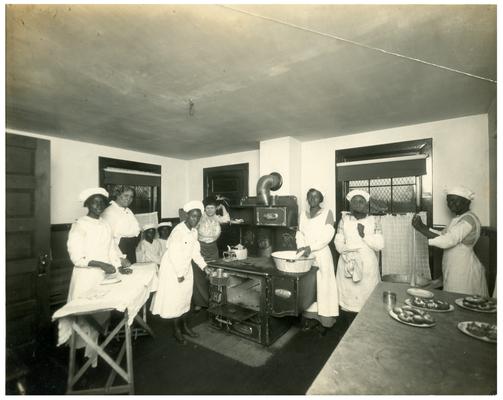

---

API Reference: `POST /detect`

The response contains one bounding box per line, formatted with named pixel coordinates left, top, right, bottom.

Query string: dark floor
left=17, top=309, right=347, bottom=395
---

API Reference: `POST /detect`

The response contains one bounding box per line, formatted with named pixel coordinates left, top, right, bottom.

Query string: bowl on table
left=271, top=251, right=315, bottom=274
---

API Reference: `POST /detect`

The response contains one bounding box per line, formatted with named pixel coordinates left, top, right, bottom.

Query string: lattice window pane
left=370, top=178, right=391, bottom=186
left=133, top=186, right=153, bottom=214
left=392, top=185, right=416, bottom=212
left=348, top=180, right=368, bottom=187
left=369, top=186, right=391, bottom=213
left=393, top=176, right=416, bottom=185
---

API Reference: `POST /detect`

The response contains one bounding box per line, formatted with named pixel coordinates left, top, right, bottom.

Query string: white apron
left=150, top=223, right=207, bottom=318
left=66, top=215, right=122, bottom=364
left=296, top=209, right=339, bottom=317
left=430, top=211, right=488, bottom=296
left=67, top=216, right=122, bottom=301
left=335, top=213, right=384, bottom=313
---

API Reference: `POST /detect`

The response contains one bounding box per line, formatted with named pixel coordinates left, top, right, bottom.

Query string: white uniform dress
left=66, top=215, right=122, bottom=364
left=67, top=216, right=122, bottom=300
left=101, top=200, right=140, bottom=249
left=429, top=211, right=488, bottom=296
left=156, top=238, right=168, bottom=257
left=136, top=239, right=163, bottom=264
left=296, top=209, right=339, bottom=322
left=150, top=222, right=207, bottom=318
left=335, top=213, right=384, bottom=313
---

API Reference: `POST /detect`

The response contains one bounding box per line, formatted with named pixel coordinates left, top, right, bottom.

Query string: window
left=99, top=157, right=161, bottom=216
left=203, top=163, right=249, bottom=206
left=335, top=139, right=432, bottom=223
left=347, top=176, right=419, bottom=214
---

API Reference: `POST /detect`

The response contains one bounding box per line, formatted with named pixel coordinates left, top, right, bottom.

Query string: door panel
left=6, top=133, right=51, bottom=352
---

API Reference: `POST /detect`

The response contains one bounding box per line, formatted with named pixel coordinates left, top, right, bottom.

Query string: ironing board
left=52, top=263, right=158, bottom=394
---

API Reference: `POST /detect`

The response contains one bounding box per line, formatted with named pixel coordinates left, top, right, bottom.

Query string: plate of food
left=406, top=288, right=434, bottom=299
left=405, top=297, right=454, bottom=312
left=389, top=305, right=436, bottom=328
left=455, top=296, right=497, bottom=313
left=458, top=321, right=497, bottom=343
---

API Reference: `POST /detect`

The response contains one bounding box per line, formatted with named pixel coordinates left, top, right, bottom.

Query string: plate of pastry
left=389, top=305, right=436, bottom=328
left=405, top=297, right=454, bottom=312
left=458, top=321, right=496, bottom=343
left=455, top=296, right=496, bottom=313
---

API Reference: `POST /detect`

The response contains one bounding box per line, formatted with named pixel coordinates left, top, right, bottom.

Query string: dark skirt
left=192, top=241, right=218, bottom=307
left=191, top=241, right=218, bottom=308
left=118, top=236, right=140, bottom=264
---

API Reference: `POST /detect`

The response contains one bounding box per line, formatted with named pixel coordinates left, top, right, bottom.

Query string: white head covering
left=447, top=186, right=475, bottom=201
left=183, top=200, right=204, bottom=213
left=346, top=189, right=370, bottom=202
left=142, top=223, right=157, bottom=231
left=79, top=187, right=109, bottom=202
left=158, top=221, right=173, bottom=228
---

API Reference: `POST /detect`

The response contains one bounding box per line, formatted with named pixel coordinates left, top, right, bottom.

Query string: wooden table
left=307, top=282, right=497, bottom=395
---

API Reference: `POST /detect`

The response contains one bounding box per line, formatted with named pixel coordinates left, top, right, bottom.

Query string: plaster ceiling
left=6, top=4, right=496, bottom=159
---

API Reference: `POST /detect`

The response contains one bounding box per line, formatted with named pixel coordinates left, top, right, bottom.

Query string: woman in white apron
left=66, top=187, right=123, bottom=364
left=101, top=185, right=140, bottom=264
left=412, top=186, right=488, bottom=296
left=335, top=190, right=384, bottom=331
left=150, top=201, right=208, bottom=345
left=296, top=188, right=339, bottom=335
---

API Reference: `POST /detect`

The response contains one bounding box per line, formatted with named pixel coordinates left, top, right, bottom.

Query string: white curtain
left=379, top=212, right=431, bottom=280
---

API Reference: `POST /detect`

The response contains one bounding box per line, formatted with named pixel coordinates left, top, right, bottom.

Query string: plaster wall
left=6, top=129, right=188, bottom=224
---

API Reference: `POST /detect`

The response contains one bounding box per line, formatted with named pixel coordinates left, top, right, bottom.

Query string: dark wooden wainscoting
left=475, top=227, right=497, bottom=295
left=50, top=224, right=73, bottom=307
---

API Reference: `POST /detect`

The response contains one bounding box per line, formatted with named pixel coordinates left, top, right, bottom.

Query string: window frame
left=335, top=138, right=433, bottom=225
left=99, top=156, right=162, bottom=218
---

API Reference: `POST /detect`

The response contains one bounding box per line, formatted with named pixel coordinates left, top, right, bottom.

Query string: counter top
left=307, top=282, right=496, bottom=395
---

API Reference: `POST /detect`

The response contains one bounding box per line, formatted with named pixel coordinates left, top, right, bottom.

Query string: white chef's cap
left=79, top=187, right=109, bottom=202
left=142, top=223, right=157, bottom=231
left=182, top=200, right=204, bottom=213
left=447, top=186, right=475, bottom=201
left=158, top=222, right=173, bottom=228
left=346, top=189, right=370, bottom=202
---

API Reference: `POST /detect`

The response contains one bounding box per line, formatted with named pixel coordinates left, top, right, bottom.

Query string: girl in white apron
left=296, top=188, right=339, bottom=335
left=335, top=190, right=384, bottom=332
left=412, top=186, right=488, bottom=296
left=66, top=187, right=123, bottom=365
left=150, top=201, right=208, bottom=345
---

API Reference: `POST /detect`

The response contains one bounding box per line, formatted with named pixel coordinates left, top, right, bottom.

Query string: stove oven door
left=269, top=269, right=317, bottom=317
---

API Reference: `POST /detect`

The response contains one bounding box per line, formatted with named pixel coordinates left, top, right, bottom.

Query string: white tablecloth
left=53, top=262, right=158, bottom=348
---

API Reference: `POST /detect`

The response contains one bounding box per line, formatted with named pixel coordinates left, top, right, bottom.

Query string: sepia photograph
left=4, top=2, right=497, bottom=395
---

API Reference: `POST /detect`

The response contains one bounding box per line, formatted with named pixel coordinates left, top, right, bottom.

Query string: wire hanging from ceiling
left=219, top=5, right=496, bottom=84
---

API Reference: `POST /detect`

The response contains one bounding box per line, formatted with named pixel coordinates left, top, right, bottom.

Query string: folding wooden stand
left=65, top=309, right=155, bottom=395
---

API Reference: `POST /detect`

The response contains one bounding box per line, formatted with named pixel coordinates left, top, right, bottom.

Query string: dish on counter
left=405, top=297, right=454, bottom=312
left=406, top=288, right=434, bottom=299
left=455, top=296, right=497, bottom=313
left=389, top=305, right=436, bottom=328
left=458, top=321, right=497, bottom=343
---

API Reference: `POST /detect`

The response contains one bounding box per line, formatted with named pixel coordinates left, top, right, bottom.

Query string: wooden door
left=6, top=133, right=51, bottom=354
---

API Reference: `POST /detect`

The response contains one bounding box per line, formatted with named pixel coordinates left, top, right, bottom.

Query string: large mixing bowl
left=382, top=274, right=431, bottom=287
left=271, top=251, right=315, bottom=274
